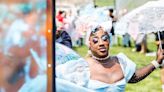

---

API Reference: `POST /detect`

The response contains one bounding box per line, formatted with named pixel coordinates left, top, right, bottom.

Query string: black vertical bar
left=52, top=0, right=56, bottom=92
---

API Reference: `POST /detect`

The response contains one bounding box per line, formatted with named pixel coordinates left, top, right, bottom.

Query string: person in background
left=56, top=10, right=65, bottom=23
left=56, top=10, right=72, bottom=48
left=120, top=9, right=131, bottom=47
left=122, top=33, right=131, bottom=47
left=108, top=8, right=117, bottom=46
left=56, top=22, right=72, bottom=48
left=63, top=9, right=77, bottom=47
left=133, top=33, right=149, bottom=53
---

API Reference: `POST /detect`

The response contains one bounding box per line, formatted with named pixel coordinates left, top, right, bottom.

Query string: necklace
left=91, top=54, right=110, bottom=61
left=91, top=54, right=110, bottom=64
left=88, top=50, right=110, bottom=64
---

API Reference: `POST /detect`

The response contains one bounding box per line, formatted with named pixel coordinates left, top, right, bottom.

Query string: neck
left=91, top=54, right=110, bottom=62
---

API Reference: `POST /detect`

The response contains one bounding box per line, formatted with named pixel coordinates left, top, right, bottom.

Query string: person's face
left=89, top=27, right=110, bottom=58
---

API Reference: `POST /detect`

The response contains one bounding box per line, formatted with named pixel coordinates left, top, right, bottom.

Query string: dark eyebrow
left=90, top=31, right=97, bottom=36
left=102, top=34, right=108, bottom=37
left=102, top=34, right=106, bottom=36
left=91, top=35, right=98, bottom=38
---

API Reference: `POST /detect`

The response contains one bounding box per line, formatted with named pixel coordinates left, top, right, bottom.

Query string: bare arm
left=129, top=48, right=164, bottom=83
left=128, top=64, right=155, bottom=83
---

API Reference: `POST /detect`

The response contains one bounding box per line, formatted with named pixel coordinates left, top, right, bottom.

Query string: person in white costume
left=56, top=25, right=164, bottom=92
left=85, top=25, right=164, bottom=92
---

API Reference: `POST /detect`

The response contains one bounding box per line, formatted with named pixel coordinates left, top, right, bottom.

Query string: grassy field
left=94, top=0, right=114, bottom=7
left=73, top=42, right=162, bottom=92
left=95, top=0, right=152, bottom=11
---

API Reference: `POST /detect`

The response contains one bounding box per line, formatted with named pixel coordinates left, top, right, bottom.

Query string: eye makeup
left=101, top=35, right=109, bottom=41
left=92, top=37, right=98, bottom=44
left=92, top=35, right=109, bottom=44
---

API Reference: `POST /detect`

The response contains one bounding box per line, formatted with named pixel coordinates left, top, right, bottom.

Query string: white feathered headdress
left=85, top=21, right=112, bottom=47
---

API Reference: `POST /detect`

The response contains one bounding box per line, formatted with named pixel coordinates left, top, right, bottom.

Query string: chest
left=89, top=62, right=124, bottom=84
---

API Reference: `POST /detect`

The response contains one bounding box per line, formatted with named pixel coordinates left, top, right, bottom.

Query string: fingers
left=157, top=48, right=162, bottom=55
left=158, top=48, right=164, bottom=53
left=157, top=48, right=164, bottom=59
left=161, top=49, right=164, bottom=58
left=161, top=48, right=164, bottom=55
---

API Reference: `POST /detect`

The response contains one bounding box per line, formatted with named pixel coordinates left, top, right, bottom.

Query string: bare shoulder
left=85, top=56, right=93, bottom=61
left=110, top=56, right=119, bottom=63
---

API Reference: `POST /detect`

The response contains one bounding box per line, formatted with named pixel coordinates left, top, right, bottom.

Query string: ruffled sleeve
left=117, top=53, right=136, bottom=82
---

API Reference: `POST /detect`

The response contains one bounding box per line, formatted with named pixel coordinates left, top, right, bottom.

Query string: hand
left=156, top=48, right=164, bottom=64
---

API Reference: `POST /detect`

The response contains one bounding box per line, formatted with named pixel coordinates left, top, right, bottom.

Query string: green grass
left=73, top=42, right=162, bottom=92
left=94, top=0, right=114, bottom=7
left=95, top=0, right=153, bottom=11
